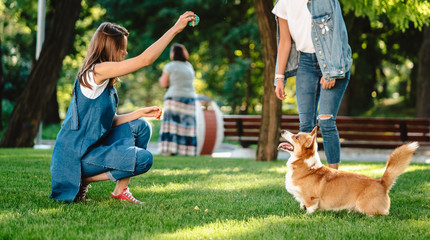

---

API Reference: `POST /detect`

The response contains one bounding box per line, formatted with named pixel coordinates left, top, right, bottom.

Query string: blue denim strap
left=70, top=80, right=79, bottom=130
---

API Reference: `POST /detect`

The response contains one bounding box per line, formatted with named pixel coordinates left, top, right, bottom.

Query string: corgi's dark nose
left=281, top=130, right=286, bottom=134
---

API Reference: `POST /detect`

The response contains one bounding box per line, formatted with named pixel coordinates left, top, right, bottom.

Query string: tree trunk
left=0, top=39, right=4, bottom=130
left=254, top=0, right=281, bottom=161
left=43, top=85, right=61, bottom=125
left=241, top=39, right=252, bottom=115
left=0, top=0, right=82, bottom=147
left=416, top=26, right=430, bottom=118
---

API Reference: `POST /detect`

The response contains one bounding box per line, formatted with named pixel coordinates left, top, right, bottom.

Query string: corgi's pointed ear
left=311, top=126, right=318, bottom=136
left=305, top=126, right=318, bottom=148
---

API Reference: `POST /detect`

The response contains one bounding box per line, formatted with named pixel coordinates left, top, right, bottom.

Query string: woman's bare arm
left=275, top=17, right=292, bottom=101
left=159, top=72, right=170, bottom=88
left=93, top=12, right=196, bottom=85
left=112, top=106, right=162, bottom=127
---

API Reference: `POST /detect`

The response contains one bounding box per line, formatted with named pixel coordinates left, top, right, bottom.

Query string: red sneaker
left=110, top=188, right=142, bottom=204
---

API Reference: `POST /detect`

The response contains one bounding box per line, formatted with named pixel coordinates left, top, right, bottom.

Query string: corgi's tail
left=380, top=142, right=419, bottom=191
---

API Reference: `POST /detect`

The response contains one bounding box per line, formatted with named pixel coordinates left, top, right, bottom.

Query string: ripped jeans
left=296, top=52, right=350, bottom=164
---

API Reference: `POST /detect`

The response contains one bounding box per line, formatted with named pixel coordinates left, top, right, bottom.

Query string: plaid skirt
left=159, top=97, right=197, bottom=156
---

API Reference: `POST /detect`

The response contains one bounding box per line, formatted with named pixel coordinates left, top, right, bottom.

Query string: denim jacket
left=274, top=0, right=352, bottom=84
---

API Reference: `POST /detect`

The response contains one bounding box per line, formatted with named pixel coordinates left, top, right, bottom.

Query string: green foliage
left=1, top=149, right=430, bottom=239
left=41, top=123, right=61, bottom=140
left=1, top=99, right=14, bottom=130
left=343, top=5, right=423, bottom=115
left=361, top=98, right=416, bottom=118
left=283, top=76, right=298, bottom=114
left=223, top=57, right=251, bottom=112
left=74, top=0, right=429, bottom=116
left=2, top=0, right=430, bottom=126
left=95, top=0, right=263, bottom=114
left=0, top=0, right=37, bottom=103
left=341, top=0, right=430, bottom=31
left=148, top=119, right=161, bottom=143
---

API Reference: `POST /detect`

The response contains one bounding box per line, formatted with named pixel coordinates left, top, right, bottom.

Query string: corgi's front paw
left=300, top=203, right=306, bottom=210
left=306, top=209, right=315, bottom=214
left=306, top=205, right=318, bottom=214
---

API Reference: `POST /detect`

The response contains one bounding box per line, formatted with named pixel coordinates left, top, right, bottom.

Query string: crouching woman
left=50, top=12, right=196, bottom=203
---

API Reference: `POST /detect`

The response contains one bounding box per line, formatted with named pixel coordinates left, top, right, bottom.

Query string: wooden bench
left=223, top=115, right=430, bottom=149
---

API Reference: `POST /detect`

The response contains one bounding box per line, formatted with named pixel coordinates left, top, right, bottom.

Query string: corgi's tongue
left=278, top=142, right=294, bottom=151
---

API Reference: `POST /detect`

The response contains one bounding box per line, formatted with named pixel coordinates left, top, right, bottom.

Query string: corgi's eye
left=295, top=136, right=299, bottom=140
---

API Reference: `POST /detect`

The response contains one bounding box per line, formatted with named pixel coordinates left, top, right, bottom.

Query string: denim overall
left=50, top=80, right=152, bottom=202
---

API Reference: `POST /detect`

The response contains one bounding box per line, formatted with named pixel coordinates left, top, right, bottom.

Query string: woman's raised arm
left=93, top=12, right=196, bottom=84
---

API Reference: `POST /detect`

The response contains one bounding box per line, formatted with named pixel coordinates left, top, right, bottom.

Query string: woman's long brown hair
left=77, top=22, right=129, bottom=89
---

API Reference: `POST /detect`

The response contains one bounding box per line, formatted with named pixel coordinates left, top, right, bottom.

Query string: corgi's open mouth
left=278, top=141, right=294, bottom=151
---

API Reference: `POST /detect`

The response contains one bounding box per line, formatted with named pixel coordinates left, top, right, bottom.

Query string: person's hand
left=321, top=76, right=336, bottom=89
left=141, top=106, right=162, bottom=119
left=275, top=79, right=286, bottom=100
left=173, top=11, right=196, bottom=33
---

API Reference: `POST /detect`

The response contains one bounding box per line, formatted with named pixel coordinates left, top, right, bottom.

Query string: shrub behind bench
left=223, top=115, right=430, bottom=149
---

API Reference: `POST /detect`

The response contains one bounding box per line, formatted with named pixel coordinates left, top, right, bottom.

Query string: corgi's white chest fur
left=285, top=156, right=303, bottom=203
left=305, top=153, right=323, bottom=169
left=285, top=153, right=323, bottom=203
left=285, top=168, right=301, bottom=199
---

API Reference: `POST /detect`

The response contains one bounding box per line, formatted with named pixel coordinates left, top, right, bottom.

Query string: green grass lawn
left=0, top=149, right=429, bottom=240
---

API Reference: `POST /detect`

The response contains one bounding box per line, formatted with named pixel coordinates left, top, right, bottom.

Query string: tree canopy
left=342, top=0, right=430, bottom=31
left=1, top=0, right=429, bottom=148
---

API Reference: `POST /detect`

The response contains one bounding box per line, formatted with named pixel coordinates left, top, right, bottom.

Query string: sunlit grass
left=0, top=149, right=429, bottom=239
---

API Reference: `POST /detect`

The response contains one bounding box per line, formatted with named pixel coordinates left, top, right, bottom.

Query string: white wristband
left=275, top=74, right=285, bottom=80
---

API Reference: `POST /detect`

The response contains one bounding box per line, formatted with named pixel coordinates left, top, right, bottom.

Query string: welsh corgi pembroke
left=278, top=126, right=419, bottom=216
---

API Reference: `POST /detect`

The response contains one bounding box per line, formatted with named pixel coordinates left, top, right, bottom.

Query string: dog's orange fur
left=279, top=126, right=418, bottom=216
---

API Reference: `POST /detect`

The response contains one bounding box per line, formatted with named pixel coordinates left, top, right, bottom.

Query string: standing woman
left=158, top=43, right=197, bottom=156
left=50, top=12, right=197, bottom=203
left=273, top=0, right=352, bottom=169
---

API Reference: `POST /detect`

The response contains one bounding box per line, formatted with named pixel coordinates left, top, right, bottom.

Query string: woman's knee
left=131, top=118, right=152, bottom=137
left=131, top=118, right=152, bottom=148
left=134, top=149, right=153, bottom=175
left=300, top=121, right=315, bottom=133
left=318, top=115, right=337, bottom=132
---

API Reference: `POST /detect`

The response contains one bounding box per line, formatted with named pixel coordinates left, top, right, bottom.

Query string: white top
left=163, top=61, right=196, bottom=98
left=272, top=0, right=315, bottom=53
left=80, top=66, right=109, bottom=99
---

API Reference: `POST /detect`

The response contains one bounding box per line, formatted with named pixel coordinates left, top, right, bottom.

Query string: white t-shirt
left=80, top=66, right=109, bottom=99
left=272, top=0, right=315, bottom=53
left=163, top=61, right=196, bottom=98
